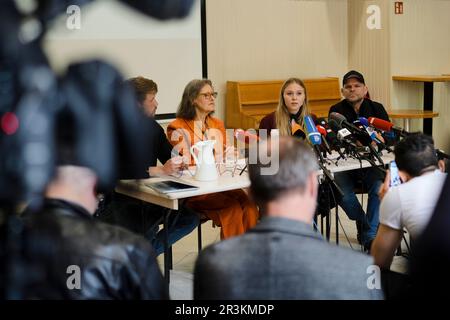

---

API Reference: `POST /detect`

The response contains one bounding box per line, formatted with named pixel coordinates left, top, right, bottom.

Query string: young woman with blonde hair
left=259, top=78, right=309, bottom=137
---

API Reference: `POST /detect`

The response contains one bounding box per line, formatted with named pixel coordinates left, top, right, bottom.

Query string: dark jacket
left=119, top=118, right=172, bottom=179
left=329, top=98, right=390, bottom=123
left=259, top=111, right=277, bottom=132
left=329, top=98, right=394, bottom=145
left=194, top=217, right=383, bottom=300
left=20, top=198, right=168, bottom=300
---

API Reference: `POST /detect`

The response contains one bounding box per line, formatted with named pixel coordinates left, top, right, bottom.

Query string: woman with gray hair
left=167, top=79, right=259, bottom=240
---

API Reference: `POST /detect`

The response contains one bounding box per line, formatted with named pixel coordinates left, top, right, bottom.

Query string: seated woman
left=167, top=79, right=259, bottom=239
left=259, top=78, right=309, bottom=138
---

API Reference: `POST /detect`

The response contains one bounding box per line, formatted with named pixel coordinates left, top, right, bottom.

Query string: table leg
left=197, top=223, right=202, bottom=252
left=423, top=82, right=433, bottom=135
left=163, top=208, right=173, bottom=284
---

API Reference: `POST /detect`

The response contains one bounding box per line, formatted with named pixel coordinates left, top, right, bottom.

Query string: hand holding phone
left=389, top=161, right=402, bottom=187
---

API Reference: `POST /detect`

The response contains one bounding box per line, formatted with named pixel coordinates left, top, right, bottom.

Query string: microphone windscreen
left=328, top=119, right=341, bottom=133
left=368, top=117, right=393, bottom=132
left=329, top=112, right=347, bottom=125
left=359, top=117, right=370, bottom=127
left=304, top=115, right=322, bottom=145
left=316, top=125, right=327, bottom=136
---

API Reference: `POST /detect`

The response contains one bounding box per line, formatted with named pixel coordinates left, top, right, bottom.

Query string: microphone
left=322, top=120, right=346, bottom=159
left=368, top=117, right=410, bottom=137
left=316, top=125, right=332, bottom=155
left=291, top=119, right=306, bottom=139
left=329, top=119, right=360, bottom=151
left=351, top=120, right=384, bottom=164
left=358, top=117, right=370, bottom=128
left=354, top=119, right=380, bottom=142
left=234, top=129, right=259, bottom=144
left=329, top=112, right=372, bottom=146
left=329, top=112, right=362, bottom=133
left=304, top=115, right=325, bottom=164
left=358, top=117, right=393, bottom=153
left=304, top=115, right=322, bottom=145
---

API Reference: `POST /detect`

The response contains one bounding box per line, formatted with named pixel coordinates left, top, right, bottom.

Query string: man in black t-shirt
left=329, top=70, right=389, bottom=252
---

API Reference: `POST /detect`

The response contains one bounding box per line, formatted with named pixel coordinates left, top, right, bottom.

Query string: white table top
left=116, top=161, right=251, bottom=210
left=116, top=151, right=395, bottom=210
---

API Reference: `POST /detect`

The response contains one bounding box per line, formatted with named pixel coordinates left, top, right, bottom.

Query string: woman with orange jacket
left=167, top=79, right=259, bottom=239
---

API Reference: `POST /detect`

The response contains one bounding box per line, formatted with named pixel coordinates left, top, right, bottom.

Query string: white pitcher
left=190, top=140, right=218, bottom=181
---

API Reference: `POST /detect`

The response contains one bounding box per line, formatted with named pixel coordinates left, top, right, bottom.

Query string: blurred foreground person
left=15, top=62, right=168, bottom=300
left=194, top=137, right=382, bottom=299
left=21, top=165, right=168, bottom=299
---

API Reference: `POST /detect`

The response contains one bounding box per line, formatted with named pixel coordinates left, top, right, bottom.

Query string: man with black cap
left=328, top=70, right=390, bottom=252
left=330, top=70, right=390, bottom=121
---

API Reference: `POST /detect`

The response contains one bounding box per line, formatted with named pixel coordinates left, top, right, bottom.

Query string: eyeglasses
left=198, top=92, right=218, bottom=100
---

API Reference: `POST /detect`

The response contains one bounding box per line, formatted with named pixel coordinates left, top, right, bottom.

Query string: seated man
left=329, top=70, right=390, bottom=251
left=98, top=76, right=199, bottom=255
left=194, top=137, right=382, bottom=299
left=21, top=165, right=168, bottom=299
left=372, top=133, right=447, bottom=269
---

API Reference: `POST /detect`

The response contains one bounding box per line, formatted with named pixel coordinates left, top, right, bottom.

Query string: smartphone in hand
left=389, top=161, right=402, bottom=187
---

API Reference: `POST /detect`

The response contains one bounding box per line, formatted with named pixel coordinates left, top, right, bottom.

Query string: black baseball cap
left=342, top=70, right=365, bottom=86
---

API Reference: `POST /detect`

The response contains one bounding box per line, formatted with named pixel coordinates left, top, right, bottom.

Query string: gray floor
left=158, top=199, right=410, bottom=300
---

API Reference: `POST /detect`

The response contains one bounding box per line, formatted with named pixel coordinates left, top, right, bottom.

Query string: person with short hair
left=372, top=133, right=447, bottom=269
left=98, top=76, right=199, bottom=255
left=328, top=70, right=390, bottom=251
left=166, top=79, right=259, bottom=239
left=21, top=165, right=168, bottom=299
left=194, top=137, right=382, bottom=299
left=259, top=78, right=309, bottom=138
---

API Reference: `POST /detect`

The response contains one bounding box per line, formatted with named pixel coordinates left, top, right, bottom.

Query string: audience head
left=275, top=78, right=309, bottom=136
left=176, top=79, right=216, bottom=120
left=394, top=133, right=439, bottom=180
left=341, top=70, right=368, bottom=104
left=249, top=136, right=318, bottom=220
left=45, top=165, right=99, bottom=214
left=127, top=76, right=159, bottom=117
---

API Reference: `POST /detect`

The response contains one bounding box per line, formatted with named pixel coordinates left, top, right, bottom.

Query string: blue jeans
left=334, top=167, right=384, bottom=245
left=145, top=206, right=200, bottom=256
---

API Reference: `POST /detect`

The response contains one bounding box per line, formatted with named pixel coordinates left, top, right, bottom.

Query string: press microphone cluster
left=355, top=117, right=393, bottom=153
left=317, top=118, right=346, bottom=159
left=328, top=112, right=385, bottom=168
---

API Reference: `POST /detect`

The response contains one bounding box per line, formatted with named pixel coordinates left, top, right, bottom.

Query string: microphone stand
left=317, top=162, right=344, bottom=198
left=367, top=143, right=384, bottom=167
left=315, top=161, right=344, bottom=241
left=356, top=152, right=387, bottom=175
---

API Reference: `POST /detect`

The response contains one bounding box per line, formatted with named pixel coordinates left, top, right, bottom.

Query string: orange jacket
left=167, top=116, right=228, bottom=165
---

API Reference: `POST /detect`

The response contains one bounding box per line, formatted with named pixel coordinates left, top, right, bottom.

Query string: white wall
left=43, top=0, right=203, bottom=115
left=206, top=0, right=348, bottom=120
left=390, top=0, right=450, bottom=151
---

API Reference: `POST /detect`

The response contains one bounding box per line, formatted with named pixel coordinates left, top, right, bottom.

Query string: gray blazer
left=194, top=217, right=383, bottom=300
